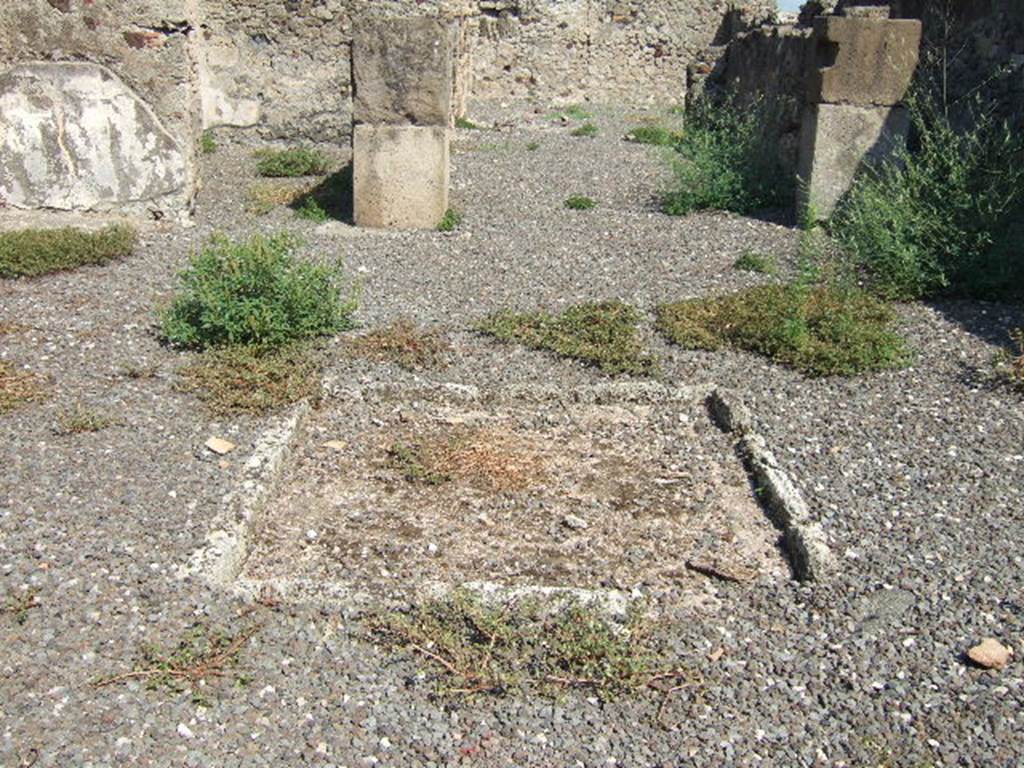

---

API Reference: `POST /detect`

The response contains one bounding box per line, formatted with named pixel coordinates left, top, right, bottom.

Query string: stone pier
left=797, top=7, right=921, bottom=220
left=351, top=17, right=452, bottom=230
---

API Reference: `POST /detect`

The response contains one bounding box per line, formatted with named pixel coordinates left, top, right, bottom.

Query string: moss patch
left=0, top=225, right=137, bottom=279
left=657, top=284, right=910, bottom=377
left=478, top=300, right=658, bottom=376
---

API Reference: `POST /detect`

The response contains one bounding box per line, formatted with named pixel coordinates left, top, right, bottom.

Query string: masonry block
left=353, top=124, right=449, bottom=230
left=807, top=16, right=922, bottom=106
left=352, top=17, right=453, bottom=127
left=796, top=102, right=909, bottom=219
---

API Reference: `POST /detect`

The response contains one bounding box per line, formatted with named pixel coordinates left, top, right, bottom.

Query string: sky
left=779, top=0, right=802, bottom=10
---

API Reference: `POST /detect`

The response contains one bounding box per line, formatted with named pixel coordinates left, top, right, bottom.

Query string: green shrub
left=295, top=197, right=329, bottom=222
left=661, top=95, right=792, bottom=216
left=657, top=283, right=909, bottom=377
left=256, top=147, right=329, bottom=178
left=437, top=208, right=463, bottom=232
left=831, top=97, right=1024, bottom=300
left=0, top=225, right=137, bottom=279
left=626, top=125, right=683, bottom=147
left=571, top=123, right=599, bottom=138
left=160, top=232, right=356, bottom=350
left=733, top=251, right=776, bottom=274
left=564, top=195, right=596, bottom=211
left=478, top=300, right=658, bottom=376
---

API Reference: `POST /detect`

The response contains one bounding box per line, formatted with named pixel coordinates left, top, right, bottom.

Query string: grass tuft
left=437, top=208, right=463, bottom=232
left=455, top=116, right=483, bottom=130
left=570, top=122, right=599, bottom=138
left=657, top=283, right=909, bottom=377
left=478, top=300, right=658, bottom=376
left=347, top=319, right=450, bottom=371
left=733, top=251, right=776, bottom=274
left=55, top=403, right=118, bottom=435
left=246, top=182, right=311, bottom=216
left=549, top=104, right=593, bottom=121
left=294, top=197, right=329, bottom=222
left=526, top=141, right=541, bottom=152
left=1, top=588, right=41, bottom=625
left=626, top=125, right=684, bottom=147
left=176, top=343, right=321, bottom=415
left=564, top=195, right=596, bottom=211
left=0, top=362, right=47, bottom=415
left=160, top=232, right=356, bottom=351
left=372, top=591, right=692, bottom=701
left=0, top=225, right=137, bottom=279
left=255, top=147, right=329, bottom=178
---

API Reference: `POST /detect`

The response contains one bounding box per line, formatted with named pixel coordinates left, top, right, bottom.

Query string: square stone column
left=797, top=12, right=921, bottom=220
left=352, top=17, right=453, bottom=230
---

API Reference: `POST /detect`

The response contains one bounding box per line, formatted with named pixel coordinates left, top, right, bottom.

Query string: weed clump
left=200, top=130, right=217, bottom=155
left=295, top=197, right=329, bottom=222
left=549, top=104, right=593, bottom=121
left=0, top=362, right=47, bottom=415
left=0, top=225, right=137, bottom=279
left=256, top=147, right=329, bottom=178
left=733, top=251, right=776, bottom=274
left=571, top=122, right=599, bottom=138
left=55, top=403, right=118, bottom=435
left=373, top=591, right=686, bottom=701
left=626, top=125, right=684, bottom=147
left=160, top=232, right=356, bottom=350
left=478, top=300, right=658, bottom=376
left=437, top=208, right=463, bottom=232
left=347, top=319, right=450, bottom=371
left=455, top=116, right=482, bottom=130
left=831, top=97, right=1024, bottom=301
left=564, top=195, right=596, bottom=211
left=177, top=344, right=321, bottom=415
left=657, top=283, right=909, bottom=377
left=661, top=96, right=791, bottom=216
left=994, top=329, right=1024, bottom=393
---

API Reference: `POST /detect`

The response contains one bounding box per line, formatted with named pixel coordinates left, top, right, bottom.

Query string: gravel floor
left=1, top=104, right=1023, bottom=767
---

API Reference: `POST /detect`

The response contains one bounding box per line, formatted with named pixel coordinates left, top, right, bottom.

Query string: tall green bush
left=160, top=232, right=356, bottom=350
left=831, top=96, right=1024, bottom=300
left=661, top=95, right=792, bottom=216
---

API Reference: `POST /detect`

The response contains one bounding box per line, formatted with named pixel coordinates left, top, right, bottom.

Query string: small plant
left=478, top=300, right=658, bottom=376
left=0, top=362, right=47, bottom=415
left=387, top=442, right=452, bottom=486
left=289, top=167, right=354, bottom=223
left=200, top=129, right=217, bottom=155
left=656, top=283, right=909, bottom=377
left=437, top=208, right=463, bottom=232
left=526, top=141, right=541, bottom=151
left=733, top=251, right=776, bottom=274
left=255, top=147, right=329, bottom=178
left=95, top=623, right=259, bottom=703
left=564, top=195, right=596, bottom=211
left=55, top=403, right=117, bottom=435
left=661, top=95, right=791, bottom=216
left=626, top=125, right=684, bottom=147
left=549, top=104, right=593, bottom=121
left=571, top=122, right=599, bottom=138
left=0, top=225, right=137, bottom=279
left=246, top=181, right=311, bottom=216
left=177, top=343, right=321, bottom=415
left=2, top=588, right=40, bottom=625
left=160, top=232, right=356, bottom=350
left=994, top=328, right=1024, bottom=393
left=348, top=319, right=450, bottom=371
left=373, top=591, right=695, bottom=702
left=294, top=197, right=329, bottom=222
left=455, top=116, right=482, bottom=130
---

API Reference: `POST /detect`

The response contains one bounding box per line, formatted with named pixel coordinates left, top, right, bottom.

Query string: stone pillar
left=351, top=17, right=453, bottom=230
left=796, top=9, right=921, bottom=220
